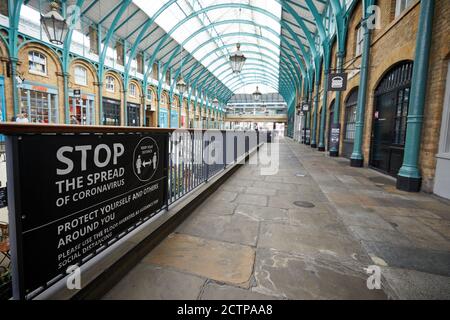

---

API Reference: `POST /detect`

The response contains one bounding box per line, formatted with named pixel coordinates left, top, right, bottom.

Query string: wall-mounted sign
left=328, top=73, right=348, bottom=91
left=73, top=89, right=81, bottom=98
left=302, top=103, right=310, bottom=112
left=8, top=133, right=168, bottom=298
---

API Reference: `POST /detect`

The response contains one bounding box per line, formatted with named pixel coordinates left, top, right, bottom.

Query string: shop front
left=19, top=82, right=59, bottom=124
left=69, top=90, right=95, bottom=125
left=159, top=108, right=168, bottom=128
left=145, top=104, right=155, bottom=127
left=170, top=109, right=179, bottom=128
left=127, top=102, right=140, bottom=126
left=102, top=97, right=121, bottom=126
left=370, top=62, right=413, bottom=176
left=181, top=111, right=187, bottom=128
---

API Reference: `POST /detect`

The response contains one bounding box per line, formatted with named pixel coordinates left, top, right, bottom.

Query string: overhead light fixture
left=229, top=43, right=246, bottom=73
left=176, top=76, right=187, bottom=95
left=253, top=86, right=262, bottom=101
left=40, top=1, right=69, bottom=45
left=212, top=97, right=219, bottom=108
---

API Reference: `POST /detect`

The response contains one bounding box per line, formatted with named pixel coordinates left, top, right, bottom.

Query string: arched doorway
left=370, top=61, right=413, bottom=176
left=328, top=100, right=335, bottom=151
left=343, top=88, right=358, bottom=159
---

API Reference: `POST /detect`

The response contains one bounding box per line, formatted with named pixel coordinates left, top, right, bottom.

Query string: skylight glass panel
left=133, top=0, right=282, bottom=93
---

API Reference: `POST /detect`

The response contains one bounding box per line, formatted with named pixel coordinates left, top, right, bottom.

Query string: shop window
left=127, top=103, right=140, bottom=126
left=20, top=89, right=58, bottom=123
left=103, top=99, right=120, bottom=126
left=74, top=66, right=87, bottom=86
left=69, top=95, right=95, bottom=125
left=395, top=0, right=414, bottom=17
left=129, top=83, right=137, bottom=98
left=106, top=76, right=115, bottom=93
left=355, top=25, right=364, bottom=56
left=345, top=89, right=358, bottom=141
left=28, top=51, right=47, bottom=76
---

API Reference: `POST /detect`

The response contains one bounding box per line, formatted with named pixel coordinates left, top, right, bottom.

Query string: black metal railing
left=0, top=124, right=270, bottom=300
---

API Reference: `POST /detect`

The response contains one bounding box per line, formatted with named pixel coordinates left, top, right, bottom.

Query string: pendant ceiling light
left=229, top=43, right=246, bottom=74
left=253, top=86, right=262, bottom=101
left=229, top=8, right=246, bottom=73
left=213, top=97, right=219, bottom=108
left=41, top=1, right=69, bottom=45
left=176, top=46, right=187, bottom=95
left=176, top=76, right=187, bottom=95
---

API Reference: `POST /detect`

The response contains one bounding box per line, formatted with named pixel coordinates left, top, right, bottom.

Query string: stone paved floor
left=103, top=137, right=450, bottom=300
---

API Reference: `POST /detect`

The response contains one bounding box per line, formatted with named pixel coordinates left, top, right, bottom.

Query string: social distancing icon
left=133, top=137, right=159, bottom=181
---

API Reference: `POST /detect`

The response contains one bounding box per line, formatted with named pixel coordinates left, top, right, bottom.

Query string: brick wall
left=313, top=0, right=450, bottom=193
left=419, top=0, right=450, bottom=191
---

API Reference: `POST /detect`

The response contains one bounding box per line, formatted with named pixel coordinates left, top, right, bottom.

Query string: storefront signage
left=328, top=73, right=348, bottom=91
left=8, top=133, right=167, bottom=298
left=31, top=85, right=49, bottom=93
left=330, top=123, right=341, bottom=150
left=302, top=103, right=310, bottom=112
left=73, top=89, right=81, bottom=98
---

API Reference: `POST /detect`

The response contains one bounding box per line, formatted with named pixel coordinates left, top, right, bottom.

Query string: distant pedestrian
left=15, top=113, right=27, bottom=123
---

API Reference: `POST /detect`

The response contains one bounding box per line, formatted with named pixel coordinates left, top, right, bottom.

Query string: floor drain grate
left=293, top=201, right=315, bottom=208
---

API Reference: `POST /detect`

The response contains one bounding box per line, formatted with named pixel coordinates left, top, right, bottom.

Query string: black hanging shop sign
left=6, top=132, right=168, bottom=298
left=328, top=73, right=348, bottom=92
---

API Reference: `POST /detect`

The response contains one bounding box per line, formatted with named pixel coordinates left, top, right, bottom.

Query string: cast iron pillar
left=397, top=0, right=435, bottom=192
left=329, top=52, right=344, bottom=157
left=310, top=83, right=320, bottom=148
left=350, top=15, right=372, bottom=167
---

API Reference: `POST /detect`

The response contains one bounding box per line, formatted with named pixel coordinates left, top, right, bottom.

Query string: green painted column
left=397, top=0, right=435, bottom=192
left=305, top=91, right=312, bottom=145
left=318, top=47, right=331, bottom=151
left=350, top=16, right=372, bottom=167
left=10, top=58, right=20, bottom=116
left=330, top=52, right=344, bottom=157
left=63, top=72, right=70, bottom=124
left=310, top=82, right=320, bottom=148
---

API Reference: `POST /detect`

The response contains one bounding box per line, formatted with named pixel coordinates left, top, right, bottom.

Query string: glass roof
left=134, top=0, right=282, bottom=94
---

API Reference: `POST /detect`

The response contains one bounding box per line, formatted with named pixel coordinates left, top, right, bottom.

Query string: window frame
left=355, top=24, right=364, bottom=57
left=28, top=51, right=47, bottom=76
left=395, top=0, right=413, bottom=18
left=105, top=75, right=115, bottom=93
left=74, top=65, right=88, bottom=86
left=129, top=83, right=137, bottom=98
